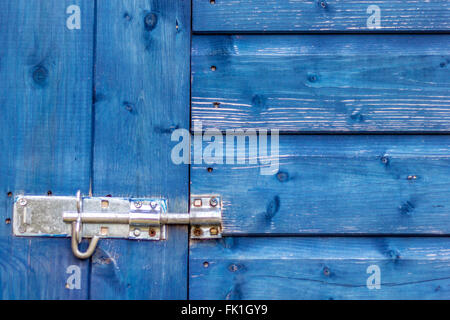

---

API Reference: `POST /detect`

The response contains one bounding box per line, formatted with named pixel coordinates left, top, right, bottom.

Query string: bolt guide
left=13, top=191, right=222, bottom=259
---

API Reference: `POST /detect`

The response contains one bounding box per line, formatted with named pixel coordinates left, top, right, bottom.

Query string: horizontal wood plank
left=193, top=0, right=450, bottom=32
left=192, top=35, right=450, bottom=132
left=190, top=237, right=450, bottom=299
left=191, top=135, right=450, bottom=234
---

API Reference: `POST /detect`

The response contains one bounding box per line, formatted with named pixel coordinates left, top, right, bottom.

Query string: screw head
left=18, top=198, right=27, bottom=206
left=133, top=228, right=141, bottom=237
left=193, top=227, right=203, bottom=237
left=149, top=228, right=157, bottom=237
left=209, top=197, right=218, bottom=207
left=209, top=227, right=219, bottom=236
left=134, top=201, right=143, bottom=209
left=150, top=201, right=157, bottom=209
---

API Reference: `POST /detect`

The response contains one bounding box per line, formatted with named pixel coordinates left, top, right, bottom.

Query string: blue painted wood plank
left=90, top=0, right=191, bottom=299
left=0, top=0, right=94, bottom=299
left=191, top=135, right=450, bottom=234
left=190, top=237, right=450, bottom=300
left=192, top=35, right=450, bottom=132
left=193, top=0, right=450, bottom=32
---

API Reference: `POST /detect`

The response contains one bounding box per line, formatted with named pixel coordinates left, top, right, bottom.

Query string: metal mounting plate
left=189, top=195, right=222, bottom=239
left=13, top=196, right=167, bottom=240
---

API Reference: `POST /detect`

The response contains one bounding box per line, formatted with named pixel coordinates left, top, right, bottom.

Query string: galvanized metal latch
left=13, top=191, right=222, bottom=259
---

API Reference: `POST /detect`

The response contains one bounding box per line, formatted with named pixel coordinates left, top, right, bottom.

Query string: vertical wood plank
left=0, top=0, right=94, bottom=299
left=90, top=0, right=191, bottom=299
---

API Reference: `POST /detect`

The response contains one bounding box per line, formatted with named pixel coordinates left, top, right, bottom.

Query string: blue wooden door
left=1, top=0, right=190, bottom=299
left=2, top=0, right=450, bottom=300
left=189, top=1, right=450, bottom=299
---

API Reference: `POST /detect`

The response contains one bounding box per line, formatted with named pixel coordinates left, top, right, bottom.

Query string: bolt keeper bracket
left=12, top=191, right=222, bottom=259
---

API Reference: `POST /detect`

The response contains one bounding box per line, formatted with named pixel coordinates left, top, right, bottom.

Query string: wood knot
left=265, top=196, right=280, bottom=220
left=276, top=171, right=289, bottom=182
left=399, top=201, right=415, bottom=215
left=350, top=109, right=364, bottom=122
left=144, top=13, right=158, bottom=31
left=308, top=74, right=318, bottom=83
left=123, top=101, right=134, bottom=113
left=251, top=94, right=266, bottom=109
left=32, top=65, right=48, bottom=86
left=123, top=12, right=132, bottom=21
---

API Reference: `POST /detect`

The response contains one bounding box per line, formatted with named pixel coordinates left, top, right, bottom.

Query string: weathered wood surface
left=192, top=35, right=450, bottom=132
left=193, top=0, right=450, bottom=32
left=0, top=0, right=94, bottom=299
left=190, top=237, right=450, bottom=300
left=90, top=0, right=191, bottom=299
left=191, top=135, right=450, bottom=235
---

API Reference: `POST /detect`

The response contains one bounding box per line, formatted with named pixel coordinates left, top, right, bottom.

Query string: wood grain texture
left=90, top=0, right=191, bottom=299
left=191, top=135, right=450, bottom=234
left=190, top=237, right=450, bottom=299
left=192, top=35, right=450, bottom=132
left=193, top=0, right=450, bottom=32
left=0, top=0, right=93, bottom=299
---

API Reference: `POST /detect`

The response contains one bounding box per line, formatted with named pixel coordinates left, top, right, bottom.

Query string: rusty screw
left=209, top=227, right=219, bottom=236
left=134, top=201, right=143, bottom=209
left=193, top=227, right=203, bottom=237
left=149, top=228, right=157, bottom=237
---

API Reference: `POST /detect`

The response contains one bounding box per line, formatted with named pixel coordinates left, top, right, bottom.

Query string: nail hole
left=213, top=102, right=220, bottom=108
left=210, top=65, right=217, bottom=71
left=47, top=190, right=52, bottom=196
left=106, top=194, right=112, bottom=197
left=210, top=0, right=215, bottom=4
left=5, top=218, right=11, bottom=224
left=7, top=192, right=12, bottom=197
left=203, top=261, right=209, bottom=268
left=207, top=167, right=213, bottom=173
left=100, top=227, right=109, bottom=236
left=101, top=200, right=109, bottom=208
left=229, top=264, right=238, bottom=272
